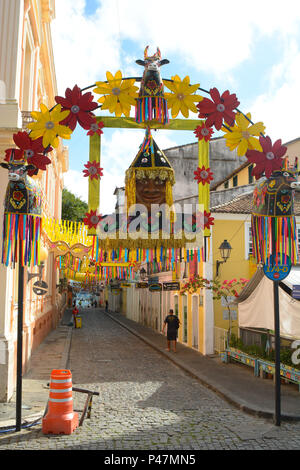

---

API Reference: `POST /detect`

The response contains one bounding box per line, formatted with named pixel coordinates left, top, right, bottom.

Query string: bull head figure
left=0, top=161, right=41, bottom=216
left=136, top=46, right=169, bottom=98
left=135, top=46, right=170, bottom=124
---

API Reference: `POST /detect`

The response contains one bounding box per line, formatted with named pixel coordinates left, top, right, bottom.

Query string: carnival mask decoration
left=0, top=158, right=42, bottom=266
left=251, top=170, right=300, bottom=265
left=125, top=128, right=175, bottom=214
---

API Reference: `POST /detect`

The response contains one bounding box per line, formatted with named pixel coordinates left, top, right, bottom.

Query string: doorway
left=182, top=294, right=188, bottom=343
left=192, top=295, right=199, bottom=349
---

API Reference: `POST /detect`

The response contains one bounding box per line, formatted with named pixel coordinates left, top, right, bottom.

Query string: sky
left=50, top=0, right=300, bottom=214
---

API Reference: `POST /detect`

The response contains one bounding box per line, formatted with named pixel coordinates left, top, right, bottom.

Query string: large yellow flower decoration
left=94, top=71, right=139, bottom=117
left=222, top=112, right=266, bottom=157
left=28, top=103, right=72, bottom=148
left=163, top=75, right=203, bottom=118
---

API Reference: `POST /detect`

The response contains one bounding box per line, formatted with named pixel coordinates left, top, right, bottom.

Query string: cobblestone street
left=1, top=309, right=300, bottom=452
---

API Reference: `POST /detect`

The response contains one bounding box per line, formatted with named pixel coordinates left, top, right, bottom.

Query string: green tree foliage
left=61, top=188, right=88, bottom=222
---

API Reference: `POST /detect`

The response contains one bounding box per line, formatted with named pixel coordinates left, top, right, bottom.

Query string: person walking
left=72, top=304, right=78, bottom=327
left=162, top=309, right=180, bottom=352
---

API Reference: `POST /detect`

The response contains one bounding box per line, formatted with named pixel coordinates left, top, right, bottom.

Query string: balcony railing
left=21, top=111, right=34, bottom=130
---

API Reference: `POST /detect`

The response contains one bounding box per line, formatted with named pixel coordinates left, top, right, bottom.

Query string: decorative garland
left=2, top=46, right=299, bottom=269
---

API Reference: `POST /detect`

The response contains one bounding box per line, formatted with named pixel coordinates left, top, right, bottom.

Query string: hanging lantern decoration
left=0, top=150, right=42, bottom=267
left=251, top=169, right=300, bottom=265
left=125, top=127, right=175, bottom=212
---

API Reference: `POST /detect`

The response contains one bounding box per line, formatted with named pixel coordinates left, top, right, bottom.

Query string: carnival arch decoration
left=1, top=45, right=299, bottom=276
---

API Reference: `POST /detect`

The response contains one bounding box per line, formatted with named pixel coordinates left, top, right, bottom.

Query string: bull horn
left=144, top=46, right=149, bottom=59
left=156, top=47, right=161, bottom=59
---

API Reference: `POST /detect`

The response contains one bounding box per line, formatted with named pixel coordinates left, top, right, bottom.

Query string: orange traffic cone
left=42, top=369, right=78, bottom=435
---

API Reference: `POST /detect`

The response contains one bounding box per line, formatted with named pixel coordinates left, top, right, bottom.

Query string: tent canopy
left=237, top=266, right=300, bottom=339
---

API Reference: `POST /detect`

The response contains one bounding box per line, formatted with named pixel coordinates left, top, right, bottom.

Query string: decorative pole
left=273, top=280, right=281, bottom=426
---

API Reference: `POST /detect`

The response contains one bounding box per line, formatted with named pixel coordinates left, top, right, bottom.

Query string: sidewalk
left=0, top=309, right=73, bottom=430
left=1, top=307, right=300, bottom=430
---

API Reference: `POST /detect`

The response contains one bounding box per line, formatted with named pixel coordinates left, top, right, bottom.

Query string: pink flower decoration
left=87, top=120, right=104, bottom=137
left=83, top=161, right=103, bottom=180
left=203, top=210, right=214, bottom=229
left=83, top=210, right=103, bottom=229
left=194, top=122, right=214, bottom=142
left=194, top=165, right=214, bottom=185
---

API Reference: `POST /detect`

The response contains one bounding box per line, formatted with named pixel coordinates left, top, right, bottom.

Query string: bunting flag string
left=2, top=214, right=41, bottom=267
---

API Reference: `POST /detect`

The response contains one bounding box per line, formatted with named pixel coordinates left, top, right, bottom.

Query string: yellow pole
left=198, top=138, right=210, bottom=237
left=88, top=132, right=101, bottom=236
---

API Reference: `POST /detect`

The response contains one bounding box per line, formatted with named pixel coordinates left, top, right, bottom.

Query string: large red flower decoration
left=5, top=131, right=51, bottom=161
left=55, top=85, right=98, bottom=131
left=194, top=166, right=214, bottom=185
left=4, top=131, right=52, bottom=175
left=83, top=210, right=103, bottom=229
left=194, top=122, right=214, bottom=142
left=27, top=154, right=51, bottom=174
left=86, top=120, right=104, bottom=137
left=197, top=88, right=240, bottom=131
left=246, top=135, right=287, bottom=179
left=83, top=161, right=103, bottom=180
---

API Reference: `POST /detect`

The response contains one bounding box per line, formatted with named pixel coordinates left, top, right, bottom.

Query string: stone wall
left=164, top=137, right=247, bottom=202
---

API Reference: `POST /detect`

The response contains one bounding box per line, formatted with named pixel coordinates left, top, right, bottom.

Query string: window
left=248, top=165, right=253, bottom=184
left=233, top=175, right=238, bottom=187
left=174, top=295, right=179, bottom=316
left=224, top=181, right=229, bottom=189
left=182, top=295, right=188, bottom=343
left=245, top=222, right=253, bottom=259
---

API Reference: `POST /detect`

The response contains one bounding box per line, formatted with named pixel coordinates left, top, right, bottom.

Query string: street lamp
left=27, top=245, right=48, bottom=283
left=216, top=239, right=232, bottom=277
left=16, top=244, right=49, bottom=431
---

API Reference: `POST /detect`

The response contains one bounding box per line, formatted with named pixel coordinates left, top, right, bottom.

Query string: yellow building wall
left=216, top=163, right=252, bottom=190
left=176, top=260, right=205, bottom=353
left=234, top=165, right=250, bottom=187
left=212, top=218, right=255, bottom=335
left=283, top=139, right=300, bottom=167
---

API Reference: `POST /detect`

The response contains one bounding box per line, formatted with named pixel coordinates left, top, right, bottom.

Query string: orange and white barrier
left=42, top=369, right=78, bottom=435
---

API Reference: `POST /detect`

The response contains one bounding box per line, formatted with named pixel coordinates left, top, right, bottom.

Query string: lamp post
left=15, top=244, right=48, bottom=432
left=216, top=239, right=232, bottom=277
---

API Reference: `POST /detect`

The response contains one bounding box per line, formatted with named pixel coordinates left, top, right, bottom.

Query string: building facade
left=0, top=0, right=68, bottom=401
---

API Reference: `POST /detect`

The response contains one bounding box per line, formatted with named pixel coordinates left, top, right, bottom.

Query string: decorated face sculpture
left=252, top=170, right=299, bottom=217
left=135, top=177, right=166, bottom=211
left=125, top=128, right=175, bottom=214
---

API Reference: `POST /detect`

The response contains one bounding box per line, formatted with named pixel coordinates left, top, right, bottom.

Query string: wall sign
left=292, top=285, right=300, bottom=300
left=163, top=282, right=180, bottom=291
left=33, top=280, right=48, bottom=296
left=136, top=282, right=148, bottom=288
left=149, top=283, right=162, bottom=292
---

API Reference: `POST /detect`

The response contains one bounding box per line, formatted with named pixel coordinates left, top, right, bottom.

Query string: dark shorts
left=167, top=331, right=177, bottom=341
